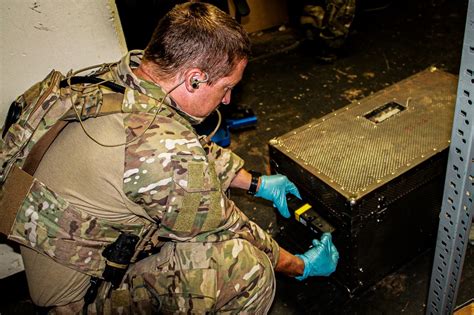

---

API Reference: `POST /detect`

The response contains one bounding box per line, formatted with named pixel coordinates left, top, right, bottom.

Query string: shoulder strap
left=22, top=121, right=69, bottom=175
left=99, top=93, right=124, bottom=116
left=1, top=72, right=156, bottom=186
left=59, top=76, right=125, bottom=94
left=21, top=93, right=124, bottom=176
left=0, top=166, right=32, bottom=235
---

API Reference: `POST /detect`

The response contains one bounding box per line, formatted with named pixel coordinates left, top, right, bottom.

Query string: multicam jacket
left=5, top=50, right=280, bottom=277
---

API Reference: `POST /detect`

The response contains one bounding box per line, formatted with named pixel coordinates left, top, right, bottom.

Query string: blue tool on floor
left=223, top=106, right=257, bottom=131
left=195, top=106, right=257, bottom=147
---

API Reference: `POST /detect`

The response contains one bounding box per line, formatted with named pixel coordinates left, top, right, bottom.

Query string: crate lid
left=270, top=68, right=457, bottom=199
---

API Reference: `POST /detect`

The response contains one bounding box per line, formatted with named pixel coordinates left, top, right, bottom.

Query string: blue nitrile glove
left=295, top=233, right=339, bottom=281
left=255, top=174, right=301, bottom=218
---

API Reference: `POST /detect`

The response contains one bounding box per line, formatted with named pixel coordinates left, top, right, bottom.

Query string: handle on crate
left=286, top=195, right=336, bottom=235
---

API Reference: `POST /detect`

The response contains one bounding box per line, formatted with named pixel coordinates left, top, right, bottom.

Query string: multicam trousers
left=124, top=240, right=276, bottom=314
left=86, top=240, right=275, bottom=314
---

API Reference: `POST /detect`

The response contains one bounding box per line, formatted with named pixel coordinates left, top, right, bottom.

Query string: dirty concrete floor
left=1, top=0, right=473, bottom=314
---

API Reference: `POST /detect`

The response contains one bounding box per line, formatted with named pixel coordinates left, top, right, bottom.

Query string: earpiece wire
left=66, top=63, right=184, bottom=147
left=203, top=109, right=222, bottom=144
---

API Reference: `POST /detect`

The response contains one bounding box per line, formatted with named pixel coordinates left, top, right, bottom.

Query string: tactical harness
left=0, top=68, right=160, bottom=280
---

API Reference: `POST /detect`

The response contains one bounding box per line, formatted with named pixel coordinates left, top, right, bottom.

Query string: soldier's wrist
left=247, top=171, right=261, bottom=195
left=294, top=254, right=309, bottom=281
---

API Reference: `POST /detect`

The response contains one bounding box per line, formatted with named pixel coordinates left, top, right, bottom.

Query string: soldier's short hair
left=143, top=2, right=251, bottom=85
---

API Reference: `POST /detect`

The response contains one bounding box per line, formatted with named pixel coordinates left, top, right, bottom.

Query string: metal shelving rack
left=426, top=0, right=474, bottom=313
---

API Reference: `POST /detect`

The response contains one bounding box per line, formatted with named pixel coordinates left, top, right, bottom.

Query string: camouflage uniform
left=300, top=0, right=356, bottom=48
left=16, top=51, right=279, bottom=313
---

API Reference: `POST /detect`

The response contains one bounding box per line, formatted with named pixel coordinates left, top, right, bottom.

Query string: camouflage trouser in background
left=92, top=240, right=276, bottom=314
left=300, top=0, right=357, bottom=48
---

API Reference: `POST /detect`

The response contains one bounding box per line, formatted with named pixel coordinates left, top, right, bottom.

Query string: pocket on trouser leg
left=87, top=284, right=136, bottom=315
left=213, top=239, right=275, bottom=314
left=129, top=275, right=160, bottom=314
left=143, top=268, right=217, bottom=314
left=105, top=288, right=132, bottom=315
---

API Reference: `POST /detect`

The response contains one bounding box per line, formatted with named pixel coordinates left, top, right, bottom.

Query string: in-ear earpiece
left=191, top=77, right=200, bottom=89
left=190, top=72, right=209, bottom=89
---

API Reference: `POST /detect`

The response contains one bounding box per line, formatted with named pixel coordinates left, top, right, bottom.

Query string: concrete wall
left=0, top=0, right=127, bottom=125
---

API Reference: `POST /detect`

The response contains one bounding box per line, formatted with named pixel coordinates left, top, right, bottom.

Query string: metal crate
left=269, top=68, right=457, bottom=292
